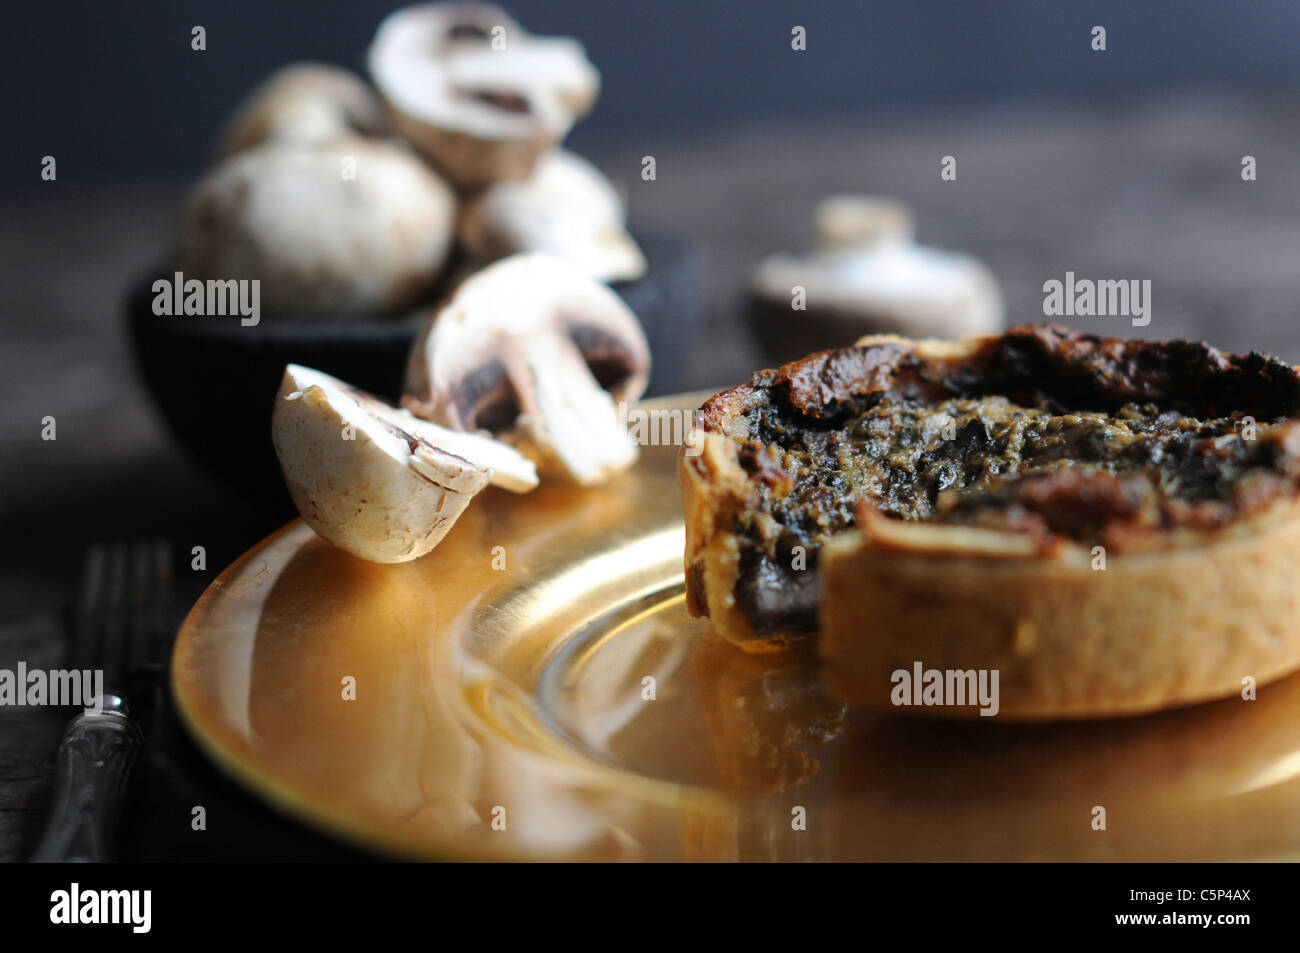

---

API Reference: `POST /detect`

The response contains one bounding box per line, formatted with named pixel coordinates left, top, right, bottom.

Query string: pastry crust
left=821, top=498, right=1300, bottom=718
left=680, top=324, right=1300, bottom=717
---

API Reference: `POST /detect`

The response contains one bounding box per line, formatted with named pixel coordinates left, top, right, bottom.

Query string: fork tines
left=72, top=539, right=174, bottom=678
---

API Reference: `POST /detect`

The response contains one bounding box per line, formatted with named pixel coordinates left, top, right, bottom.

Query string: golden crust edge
left=819, top=497, right=1300, bottom=718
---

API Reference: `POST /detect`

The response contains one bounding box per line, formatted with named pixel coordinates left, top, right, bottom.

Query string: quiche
left=680, top=324, right=1300, bottom=718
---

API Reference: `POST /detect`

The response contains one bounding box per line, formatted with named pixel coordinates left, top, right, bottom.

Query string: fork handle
left=31, top=695, right=141, bottom=863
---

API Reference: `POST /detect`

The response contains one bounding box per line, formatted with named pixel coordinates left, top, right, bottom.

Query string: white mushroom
left=813, top=195, right=915, bottom=248
left=272, top=364, right=538, bottom=563
left=404, top=253, right=650, bottom=485
left=175, top=137, right=457, bottom=316
left=216, top=62, right=388, bottom=156
left=752, top=195, right=1004, bottom=341
left=368, top=2, right=600, bottom=189
left=459, top=149, right=646, bottom=282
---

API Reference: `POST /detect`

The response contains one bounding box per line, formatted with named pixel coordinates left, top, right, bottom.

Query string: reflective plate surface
left=173, top=394, right=1300, bottom=861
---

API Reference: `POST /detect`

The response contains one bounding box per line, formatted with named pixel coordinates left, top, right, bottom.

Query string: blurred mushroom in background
left=750, top=196, right=1004, bottom=366
left=368, top=2, right=599, bottom=190
left=216, top=62, right=390, bottom=157
left=175, top=137, right=458, bottom=317
left=458, top=149, right=645, bottom=283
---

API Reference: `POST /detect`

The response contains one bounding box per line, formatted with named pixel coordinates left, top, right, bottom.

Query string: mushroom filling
left=718, top=325, right=1300, bottom=636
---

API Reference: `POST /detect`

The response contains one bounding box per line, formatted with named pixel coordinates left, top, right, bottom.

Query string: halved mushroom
left=404, top=253, right=650, bottom=485
left=217, top=62, right=388, bottom=157
left=175, top=137, right=457, bottom=316
left=368, top=2, right=600, bottom=189
left=272, top=364, right=537, bottom=563
left=459, top=149, right=646, bottom=282
left=750, top=195, right=1004, bottom=364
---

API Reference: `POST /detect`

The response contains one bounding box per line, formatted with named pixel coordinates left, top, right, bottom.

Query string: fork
left=30, top=540, right=174, bottom=863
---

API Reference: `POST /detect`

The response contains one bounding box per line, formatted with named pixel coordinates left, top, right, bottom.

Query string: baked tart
left=680, top=324, right=1300, bottom=718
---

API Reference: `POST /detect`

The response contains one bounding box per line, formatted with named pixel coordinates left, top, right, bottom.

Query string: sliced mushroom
left=217, top=62, right=388, bottom=157
left=368, top=2, right=600, bottom=189
left=459, top=149, right=646, bottom=282
left=272, top=364, right=538, bottom=563
left=175, top=137, right=457, bottom=316
left=404, top=253, right=650, bottom=485
left=751, top=195, right=1004, bottom=363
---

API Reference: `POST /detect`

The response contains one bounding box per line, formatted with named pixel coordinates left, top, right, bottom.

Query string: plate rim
left=169, top=391, right=717, bottom=861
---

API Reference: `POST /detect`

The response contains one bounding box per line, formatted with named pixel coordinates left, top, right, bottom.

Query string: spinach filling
left=731, top=388, right=1294, bottom=635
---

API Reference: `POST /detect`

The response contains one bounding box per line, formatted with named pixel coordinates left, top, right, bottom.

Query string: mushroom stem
left=509, top=330, right=637, bottom=484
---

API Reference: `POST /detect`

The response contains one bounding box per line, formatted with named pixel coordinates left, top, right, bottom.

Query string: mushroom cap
left=459, top=149, right=646, bottom=282
left=813, top=195, right=915, bottom=249
left=368, top=2, right=600, bottom=188
left=175, top=137, right=457, bottom=316
left=753, top=196, right=1004, bottom=340
left=404, top=253, right=651, bottom=485
left=216, top=62, right=388, bottom=157
left=272, top=364, right=491, bottom=563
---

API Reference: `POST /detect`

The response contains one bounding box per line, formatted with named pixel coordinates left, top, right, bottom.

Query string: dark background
left=5, top=0, right=1300, bottom=860
left=7, top=0, right=1300, bottom=183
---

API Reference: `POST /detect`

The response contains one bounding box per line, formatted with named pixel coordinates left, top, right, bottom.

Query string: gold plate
left=173, top=393, right=1300, bottom=861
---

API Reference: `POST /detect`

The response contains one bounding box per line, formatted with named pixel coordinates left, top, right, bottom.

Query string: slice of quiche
left=680, top=324, right=1300, bottom=718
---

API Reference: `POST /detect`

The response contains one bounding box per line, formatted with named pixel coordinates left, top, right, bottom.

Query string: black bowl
left=126, top=230, right=700, bottom=513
